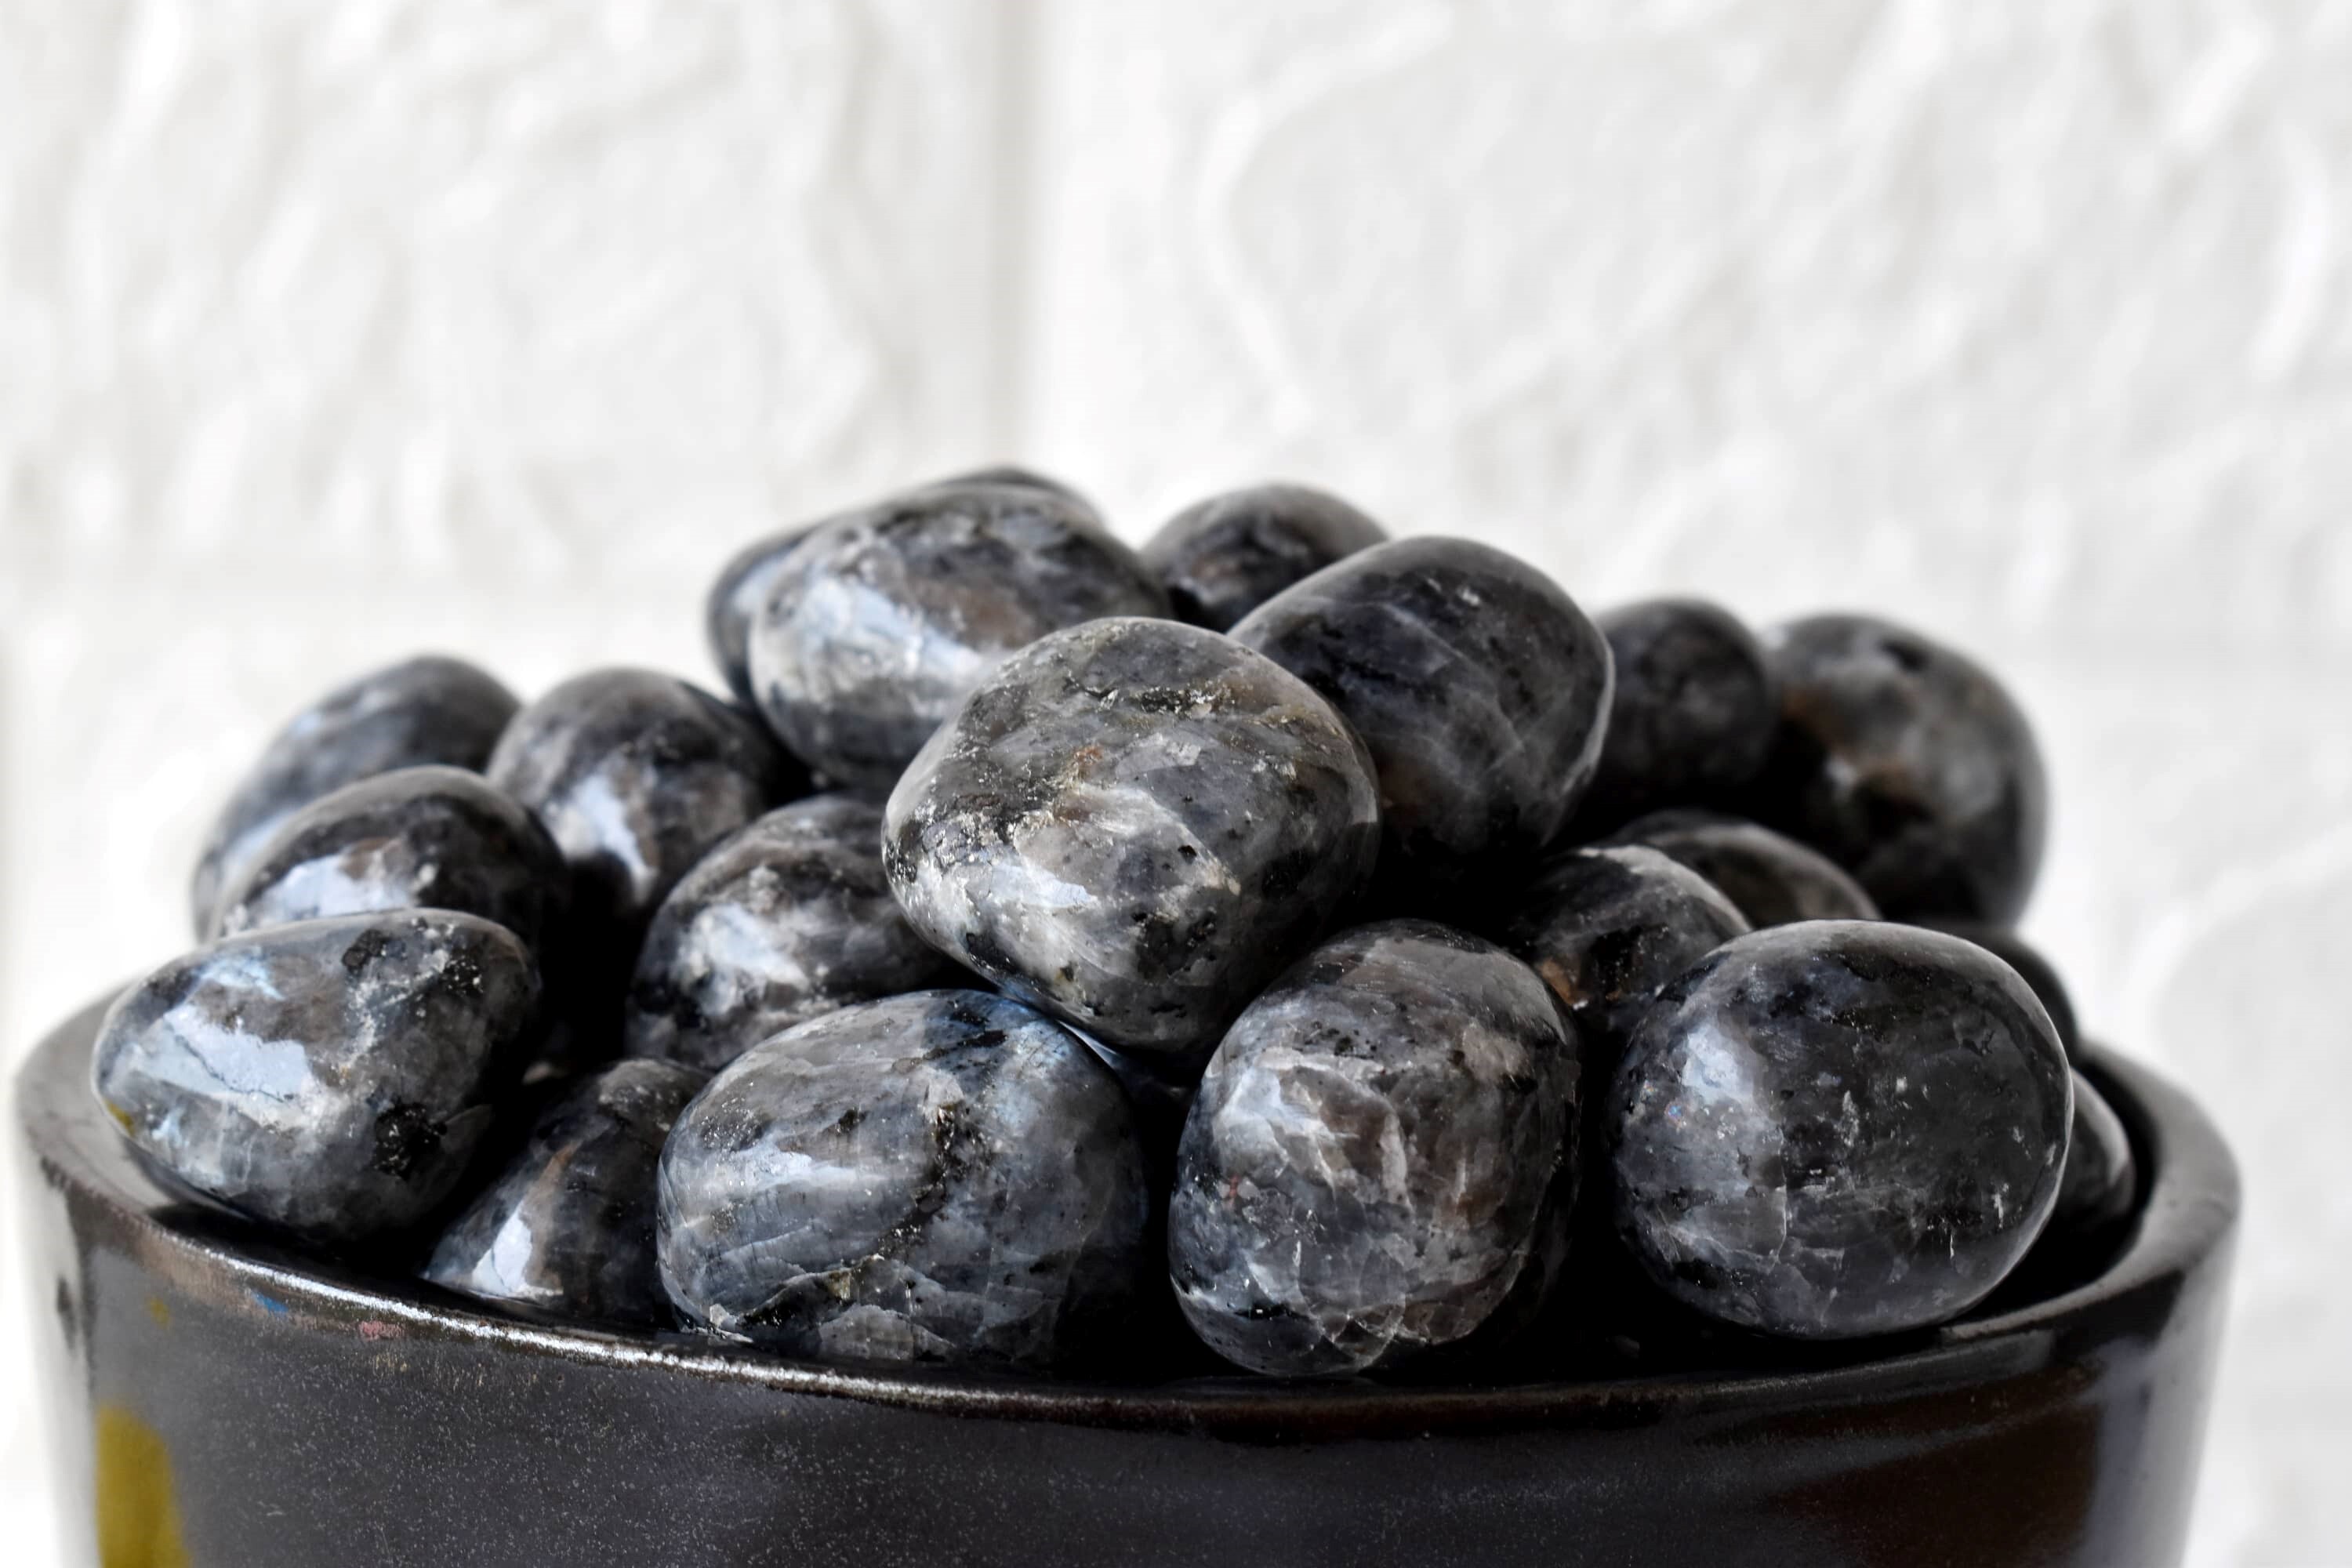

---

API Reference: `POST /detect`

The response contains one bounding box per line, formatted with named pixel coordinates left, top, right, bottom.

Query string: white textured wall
left=2, top=2, right=2347, bottom=1563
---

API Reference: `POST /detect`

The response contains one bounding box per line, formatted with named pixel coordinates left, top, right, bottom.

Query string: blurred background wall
left=3, top=2, right=2347, bottom=1563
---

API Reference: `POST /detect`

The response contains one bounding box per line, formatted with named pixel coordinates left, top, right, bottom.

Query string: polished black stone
left=1167, top=920, right=1581, bottom=1377
left=1579, top=599, right=1776, bottom=829
left=423, top=1058, right=706, bottom=1327
left=1494, top=844, right=1750, bottom=1084
left=746, top=481, right=1167, bottom=791
left=2051, top=1070, right=2136, bottom=1240
left=1613, top=809, right=1881, bottom=927
left=623, top=793, right=960, bottom=1072
left=90, top=911, right=541, bottom=1243
left=656, top=990, right=1150, bottom=1370
left=1757, top=615, right=2048, bottom=924
left=210, top=766, right=568, bottom=954
left=1608, top=921, right=2071, bottom=1338
left=706, top=524, right=820, bottom=708
left=1141, top=483, right=1388, bottom=633
left=1914, top=918, right=2081, bottom=1061
left=884, top=617, right=1381, bottom=1068
left=191, top=655, right=519, bottom=935
left=1230, top=537, right=1613, bottom=895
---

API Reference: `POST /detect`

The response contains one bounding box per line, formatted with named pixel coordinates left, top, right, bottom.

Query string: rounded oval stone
left=91, top=911, right=542, bottom=1243
left=1614, top=809, right=1881, bottom=927
left=1229, top=536, right=1613, bottom=895
left=1913, top=917, right=2080, bottom=1061
left=1141, top=483, right=1388, bottom=633
left=1607, top=921, right=2071, bottom=1339
left=1167, top=920, right=1581, bottom=1377
left=746, top=481, right=1167, bottom=791
left=706, top=524, right=821, bottom=708
left=2049, top=1070, right=2136, bottom=1240
left=191, top=655, right=519, bottom=935
left=622, top=793, right=960, bottom=1072
left=1578, top=599, right=1777, bottom=829
left=211, top=765, right=568, bottom=952
left=655, top=990, right=1150, bottom=1370
left=1757, top=615, right=2049, bottom=924
left=884, top=617, right=1382, bottom=1066
left=423, top=1058, right=706, bottom=1326
left=1494, top=844, right=1750, bottom=1080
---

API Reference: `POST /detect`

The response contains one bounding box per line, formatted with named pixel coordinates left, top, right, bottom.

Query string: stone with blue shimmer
left=1578, top=598, right=1777, bottom=830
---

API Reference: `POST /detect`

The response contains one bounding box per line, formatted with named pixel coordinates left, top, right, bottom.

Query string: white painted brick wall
left=4, top=3, right=2346, bottom=1562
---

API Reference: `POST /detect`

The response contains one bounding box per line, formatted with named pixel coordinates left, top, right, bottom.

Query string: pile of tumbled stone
left=89, top=470, right=2135, bottom=1380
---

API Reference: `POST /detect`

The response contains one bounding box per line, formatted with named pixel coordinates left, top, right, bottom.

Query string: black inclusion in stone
left=1612, top=809, right=1880, bottom=927
left=1167, top=920, right=1582, bottom=1377
left=1608, top=921, right=2071, bottom=1340
left=1141, top=483, right=1388, bottom=633
left=1577, top=599, right=1777, bottom=831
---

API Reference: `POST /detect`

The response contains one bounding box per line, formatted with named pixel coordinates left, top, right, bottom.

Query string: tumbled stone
left=1229, top=537, right=1612, bottom=896
left=1167, top=920, right=1581, bottom=1377
left=91, top=911, right=541, bottom=1243
left=1141, top=483, right=1388, bottom=633
left=1608, top=921, right=2071, bottom=1339
left=746, top=481, right=1167, bottom=791
left=423, top=1058, right=706, bottom=1327
left=623, top=793, right=960, bottom=1072
left=656, top=990, right=1150, bottom=1370
left=1914, top=917, right=2081, bottom=1061
left=210, top=766, right=568, bottom=953
left=1757, top=615, right=2049, bottom=924
left=191, top=655, right=519, bottom=935
left=1577, top=599, right=1777, bottom=829
left=1613, top=809, right=1881, bottom=927
left=2050, top=1070, right=2136, bottom=1239
left=884, top=617, right=1381, bottom=1068
left=706, top=524, right=822, bottom=709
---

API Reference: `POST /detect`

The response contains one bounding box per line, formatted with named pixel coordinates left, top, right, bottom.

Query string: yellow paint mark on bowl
left=94, top=1406, right=190, bottom=1568
left=144, top=1297, right=170, bottom=1330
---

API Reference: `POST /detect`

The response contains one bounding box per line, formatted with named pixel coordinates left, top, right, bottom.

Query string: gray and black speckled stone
left=1757, top=615, right=2049, bottom=924
left=1912, top=917, right=2081, bottom=1062
left=191, top=655, right=519, bottom=936
left=746, top=481, right=1167, bottom=792
left=2050, top=1070, right=2136, bottom=1240
left=423, top=1058, right=706, bottom=1327
left=655, top=990, right=1150, bottom=1370
left=622, top=793, right=960, bottom=1073
left=90, top=911, right=541, bottom=1243
left=1229, top=537, right=1613, bottom=896
left=1613, top=809, right=1881, bottom=927
left=1141, top=483, right=1388, bottom=633
left=1578, top=599, right=1777, bottom=830
left=1494, top=844, right=1750, bottom=1085
left=1167, top=920, right=1581, bottom=1377
left=884, top=617, right=1382, bottom=1068
left=1608, top=921, right=2071, bottom=1340
left=211, top=765, right=568, bottom=953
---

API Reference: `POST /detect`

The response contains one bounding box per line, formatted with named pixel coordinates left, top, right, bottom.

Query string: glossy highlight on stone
left=706, top=523, right=820, bottom=708
left=1613, top=809, right=1880, bottom=927
left=1758, top=615, right=2049, bottom=924
left=424, top=1058, right=706, bottom=1327
left=1579, top=599, right=1777, bottom=829
left=746, top=480, right=1167, bottom=791
left=655, top=990, right=1150, bottom=1370
left=623, top=793, right=960, bottom=1073
left=1230, top=536, right=1613, bottom=895
left=1142, top=483, right=1388, bottom=633
left=1608, top=921, right=2071, bottom=1339
left=191, top=655, right=519, bottom=935
left=211, top=765, right=568, bottom=953
left=1167, top=920, right=1581, bottom=1377
left=884, top=617, right=1381, bottom=1067
left=90, top=911, right=541, bottom=1243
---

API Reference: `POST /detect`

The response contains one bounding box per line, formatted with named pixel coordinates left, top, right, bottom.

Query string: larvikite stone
left=1608, top=921, right=2071, bottom=1339
left=1912, top=917, right=2081, bottom=1061
left=1229, top=537, right=1613, bottom=897
left=884, top=617, right=1381, bottom=1068
left=191, top=655, right=518, bottom=935
left=424, top=1058, right=706, bottom=1327
left=1757, top=615, right=2049, bottom=924
left=1578, top=599, right=1777, bottom=829
left=211, top=765, right=567, bottom=953
left=1167, top=920, right=1581, bottom=1377
left=1613, top=809, right=1881, bottom=927
left=656, top=990, right=1150, bottom=1370
left=1142, top=483, right=1388, bottom=633
left=91, top=911, right=541, bottom=1243
left=1494, top=844, right=1750, bottom=1086
left=746, top=480, right=1167, bottom=791
left=623, top=793, right=960, bottom=1072
left=2050, top=1070, right=2136, bottom=1239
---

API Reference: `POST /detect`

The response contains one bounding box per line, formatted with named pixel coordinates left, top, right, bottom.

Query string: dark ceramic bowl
left=18, top=996, right=2236, bottom=1568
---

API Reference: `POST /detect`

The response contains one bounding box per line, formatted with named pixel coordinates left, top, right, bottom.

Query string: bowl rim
left=19, top=993, right=2239, bottom=1439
